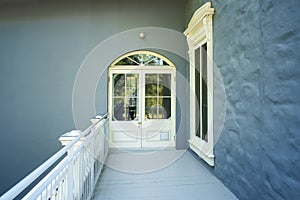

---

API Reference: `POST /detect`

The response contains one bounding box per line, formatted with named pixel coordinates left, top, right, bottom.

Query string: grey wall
left=0, top=0, right=187, bottom=195
left=186, top=0, right=300, bottom=199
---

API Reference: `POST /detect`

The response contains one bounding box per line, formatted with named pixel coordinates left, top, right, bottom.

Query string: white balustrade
left=0, top=114, right=109, bottom=200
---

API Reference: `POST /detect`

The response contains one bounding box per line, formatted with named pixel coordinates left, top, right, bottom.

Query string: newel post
left=59, top=130, right=82, bottom=147
left=59, top=130, right=82, bottom=199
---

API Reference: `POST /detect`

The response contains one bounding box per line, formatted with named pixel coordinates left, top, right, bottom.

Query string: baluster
left=67, top=156, right=74, bottom=199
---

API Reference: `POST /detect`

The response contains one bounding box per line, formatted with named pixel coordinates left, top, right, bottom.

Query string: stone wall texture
left=186, top=0, right=300, bottom=199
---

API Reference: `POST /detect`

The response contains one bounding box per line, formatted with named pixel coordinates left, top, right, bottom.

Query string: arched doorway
left=108, top=50, right=176, bottom=149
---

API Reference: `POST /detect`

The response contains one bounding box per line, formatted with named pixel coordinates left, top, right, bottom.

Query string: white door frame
left=108, top=66, right=176, bottom=149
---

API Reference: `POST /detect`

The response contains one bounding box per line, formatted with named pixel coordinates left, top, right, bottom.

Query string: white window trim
left=184, top=2, right=215, bottom=166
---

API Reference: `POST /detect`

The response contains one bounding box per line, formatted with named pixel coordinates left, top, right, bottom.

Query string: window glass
left=115, top=53, right=170, bottom=66
left=195, top=47, right=201, bottom=138
left=201, top=43, right=208, bottom=142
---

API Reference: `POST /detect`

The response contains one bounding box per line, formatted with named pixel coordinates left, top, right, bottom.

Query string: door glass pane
left=159, top=74, right=171, bottom=96
left=145, top=73, right=172, bottom=120
left=113, top=74, right=125, bottom=96
left=127, top=97, right=138, bottom=120
left=145, top=98, right=157, bottom=119
left=158, top=97, right=171, bottom=119
left=113, top=98, right=125, bottom=120
left=145, top=74, right=157, bottom=96
left=126, top=74, right=138, bottom=97
left=112, top=73, right=139, bottom=121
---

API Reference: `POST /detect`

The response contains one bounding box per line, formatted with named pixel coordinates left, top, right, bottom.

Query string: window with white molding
left=184, top=2, right=215, bottom=166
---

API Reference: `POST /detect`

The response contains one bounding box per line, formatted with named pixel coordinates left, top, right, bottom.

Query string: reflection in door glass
left=113, top=98, right=125, bottom=120
left=112, top=73, right=139, bottom=121
left=145, top=98, right=157, bottom=119
left=127, top=97, right=138, bottom=120
left=145, top=74, right=171, bottom=119
left=126, top=74, right=138, bottom=97
left=158, top=97, right=171, bottom=119
left=113, top=74, right=125, bottom=96
left=145, top=74, right=157, bottom=96
left=159, top=74, right=171, bottom=96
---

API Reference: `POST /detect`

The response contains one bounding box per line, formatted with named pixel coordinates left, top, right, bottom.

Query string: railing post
left=59, top=130, right=82, bottom=199
left=59, top=130, right=82, bottom=148
left=90, top=117, right=99, bottom=194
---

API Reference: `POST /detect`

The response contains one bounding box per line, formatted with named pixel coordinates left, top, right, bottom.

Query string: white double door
left=109, top=68, right=176, bottom=148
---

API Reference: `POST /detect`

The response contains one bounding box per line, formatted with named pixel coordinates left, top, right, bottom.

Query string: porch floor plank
left=93, top=150, right=237, bottom=200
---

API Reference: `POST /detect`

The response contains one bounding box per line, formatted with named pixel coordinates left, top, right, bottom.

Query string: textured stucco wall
left=186, top=0, right=300, bottom=199
left=0, top=0, right=187, bottom=195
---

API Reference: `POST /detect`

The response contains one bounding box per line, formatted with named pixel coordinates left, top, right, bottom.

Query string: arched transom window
left=110, top=50, right=174, bottom=67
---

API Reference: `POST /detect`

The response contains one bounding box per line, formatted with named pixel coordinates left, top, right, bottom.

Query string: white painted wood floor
left=93, top=149, right=237, bottom=200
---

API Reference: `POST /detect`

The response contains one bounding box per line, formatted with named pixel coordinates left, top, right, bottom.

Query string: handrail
left=0, top=137, right=80, bottom=200
left=0, top=113, right=109, bottom=200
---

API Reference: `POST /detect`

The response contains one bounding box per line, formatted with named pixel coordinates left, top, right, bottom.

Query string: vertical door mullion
left=140, top=70, right=144, bottom=148
left=171, top=71, right=176, bottom=142
left=124, top=73, right=127, bottom=121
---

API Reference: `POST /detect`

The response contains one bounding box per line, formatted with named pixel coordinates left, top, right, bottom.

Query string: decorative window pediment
left=184, top=2, right=214, bottom=45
